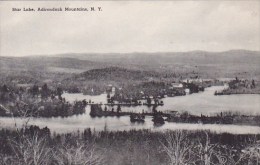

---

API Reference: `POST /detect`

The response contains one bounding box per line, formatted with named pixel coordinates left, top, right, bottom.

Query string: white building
left=171, top=83, right=184, bottom=88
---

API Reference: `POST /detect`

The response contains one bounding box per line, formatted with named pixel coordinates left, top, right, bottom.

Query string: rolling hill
left=1, top=50, right=260, bottom=83
left=54, top=50, right=260, bottom=79
left=72, top=67, right=161, bottom=82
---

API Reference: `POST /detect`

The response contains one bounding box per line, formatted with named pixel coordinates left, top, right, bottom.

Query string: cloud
left=0, top=1, right=259, bottom=56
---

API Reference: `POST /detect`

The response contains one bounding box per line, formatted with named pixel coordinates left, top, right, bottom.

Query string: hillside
left=1, top=50, right=260, bottom=83
left=0, top=56, right=108, bottom=73
left=54, top=50, right=260, bottom=79
left=0, top=56, right=110, bottom=84
left=60, top=67, right=162, bottom=94
left=73, top=67, right=160, bottom=82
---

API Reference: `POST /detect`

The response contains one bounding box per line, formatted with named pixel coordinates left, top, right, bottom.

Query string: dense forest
left=0, top=84, right=86, bottom=117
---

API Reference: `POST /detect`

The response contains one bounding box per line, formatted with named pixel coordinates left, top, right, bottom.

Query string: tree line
left=0, top=125, right=259, bottom=165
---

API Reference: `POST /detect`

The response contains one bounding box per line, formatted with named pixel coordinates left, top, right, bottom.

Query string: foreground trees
left=1, top=127, right=103, bottom=165
left=9, top=135, right=51, bottom=165
left=54, top=141, right=104, bottom=165
left=0, top=127, right=259, bottom=165
left=161, top=130, right=195, bottom=165
left=161, top=131, right=260, bottom=165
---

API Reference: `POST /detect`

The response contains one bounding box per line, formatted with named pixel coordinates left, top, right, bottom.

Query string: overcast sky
left=0, top=1, right=259, bottom=57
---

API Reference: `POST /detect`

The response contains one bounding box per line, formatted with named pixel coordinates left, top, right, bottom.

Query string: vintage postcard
left=0, top=1, right=260, bottom=164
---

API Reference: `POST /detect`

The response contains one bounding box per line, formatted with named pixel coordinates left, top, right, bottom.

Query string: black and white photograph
left=0, top=0, right=260, bottom=164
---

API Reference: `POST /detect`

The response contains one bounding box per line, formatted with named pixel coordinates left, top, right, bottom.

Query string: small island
left=215, top=77, right=260, bottom=95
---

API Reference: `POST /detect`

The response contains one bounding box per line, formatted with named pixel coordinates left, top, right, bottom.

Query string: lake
left=0, top=86, right=259, bottom=134
left=62, top=85, right=260, bottom=115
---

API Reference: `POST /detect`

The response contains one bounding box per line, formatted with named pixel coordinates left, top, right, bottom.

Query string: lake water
left=62, top=86, right=260, bottom=115
left=0, top=86, right=260, bottom=134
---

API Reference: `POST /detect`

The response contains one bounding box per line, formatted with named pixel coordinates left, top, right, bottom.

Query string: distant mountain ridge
left=0, top=56, right=108, bottom=73
left=1, top=50, right=260, bottom=80
left=51, top=49, right=260, bottom=66
left=55, top=49, right=260, bottom=79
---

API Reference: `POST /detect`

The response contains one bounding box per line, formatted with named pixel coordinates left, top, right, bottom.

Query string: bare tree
left=53, top=141, right=104, bottom=165
left=240, top=137, right=260, bottom=165
left=195, top=131, right=218, bottom=165
left=7, top=103, right=52, bottom=165
left=0, top=153, right=13, bottom=165
left=160, top=130, right=195, bottom=165
left=212, top=135, right=260, bottom=165
left=9, top=134, right=52, bottom=165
